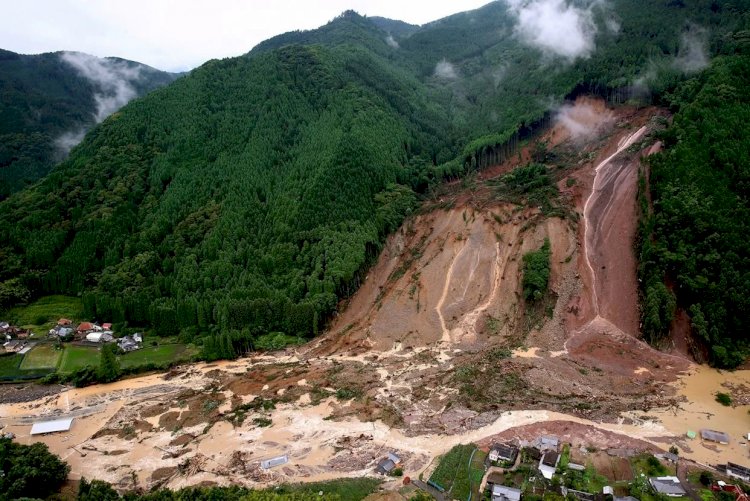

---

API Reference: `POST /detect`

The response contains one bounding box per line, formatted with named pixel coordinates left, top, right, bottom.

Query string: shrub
left=716, top=392, right=732, bottom=406
left=522, top=239, right=551, bottom=302
left=700, top=471, right=714, bottom=486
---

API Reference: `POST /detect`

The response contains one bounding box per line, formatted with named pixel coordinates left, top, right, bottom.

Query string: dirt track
left=2, top=97, right=747, bottom=492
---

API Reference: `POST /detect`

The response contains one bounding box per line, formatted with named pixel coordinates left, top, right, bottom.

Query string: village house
left=490, top=443, right=519, bottom=464
left=538, top=436, right=559, bottom=452
left=701, top=429, right=730, bottom=445
left=727, top=463, right=750, bottom=482
left=491, top=484, right=522, bottom=501
left=649, top=477, right=686, bottom=497
left=539, top=450, right=560, bottom=480
left=48, top=326, right=74, bottom=339
left=3, top=339, right=26, bottom=353
left=0, top=321, right=9, bottom=332
left=117, top=334, right=143, bottom=352
left=76, top=322, right=97, bottom=334
left=57, top=318, right=72, bottom=326
left=713, top=481, right=750, bottom=501
left=375, top=452, right=401, bottom=475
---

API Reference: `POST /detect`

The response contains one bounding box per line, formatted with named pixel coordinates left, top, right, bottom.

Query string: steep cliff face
left=317, top=97, right=687, bottom=374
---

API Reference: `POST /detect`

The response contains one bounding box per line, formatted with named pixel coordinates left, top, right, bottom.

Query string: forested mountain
left=0, top=1, right=748, bottom=363
left=0, top=49, right=179, bottom=196
left=639, top=32, right=750, bottom=367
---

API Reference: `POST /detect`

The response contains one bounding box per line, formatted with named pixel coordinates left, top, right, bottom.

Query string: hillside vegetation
left=639, top=34, right=750, bottom=367
left=0, top=49, right=178, bottom=196
left=0, top=1, right=749, bottom=363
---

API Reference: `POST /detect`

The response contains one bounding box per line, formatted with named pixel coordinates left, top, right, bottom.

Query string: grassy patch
left=631, top=454, right=671, bottom=477
left=429, top=444, right=477, bottom=496
left=19, top=344, right=61, bottom=370
left=275, top=478, right=381, bottom=501
left=468, top=448, right=488, bottom=500
left=0, top=354, right=24, bottom=379
left=559, top=444, right=570, bottom=470
left=118, top=344, right=195, bottom=369
left=59, top=345, right=100, bottom=373
left=699, top=489, right=716, bottom=501
left=7, top=295, right=83, bottom=333
left=0, top=353, right=53, bottom=381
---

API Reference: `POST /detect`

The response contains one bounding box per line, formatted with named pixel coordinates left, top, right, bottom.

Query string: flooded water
left=647, top=365, right=750, bottom=466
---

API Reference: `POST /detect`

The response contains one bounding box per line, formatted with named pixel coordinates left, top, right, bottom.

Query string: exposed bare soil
left=1, top=97, right=747, bottom=493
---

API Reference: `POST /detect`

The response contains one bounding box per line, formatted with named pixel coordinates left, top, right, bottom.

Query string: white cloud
left=605, top=17, right=620, bottom=34
left=385, top=34, right=399, bottom=48
left=56, top=52, right=145, bottom=152
left=434, top=59, right=458, bottom=79
left=54, top=129, right=87, bottom=154
left=506, top=0, right=602, bottom=61
left=674, top=28, right=709, bottom=74
left=61, top=52, right=142, bottom=122
left=555, top=101, right=614, bottom=141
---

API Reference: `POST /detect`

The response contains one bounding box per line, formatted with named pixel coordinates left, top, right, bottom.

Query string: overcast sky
left=1, top=0, right=493, bottom=72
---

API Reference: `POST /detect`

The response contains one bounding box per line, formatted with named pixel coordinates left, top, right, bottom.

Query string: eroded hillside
left=2, top=98, right=712, bottom=492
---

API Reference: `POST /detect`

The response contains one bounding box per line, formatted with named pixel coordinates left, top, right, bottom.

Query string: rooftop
left=542, top=451, right=560, bottom=468
left=492, top=484, right=522, bottom=501
left=701, top=429, right=730, bottom=444
left=30, top=418, right=74, bottom=435
left=650, top=477, right=686, bottom=496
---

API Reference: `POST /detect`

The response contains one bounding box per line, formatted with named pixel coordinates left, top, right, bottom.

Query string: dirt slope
left=322, top=206, right=570, bottom=352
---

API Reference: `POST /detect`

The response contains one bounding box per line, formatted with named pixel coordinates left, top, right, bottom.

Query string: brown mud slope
left=320, top=205, right=568, bottom=352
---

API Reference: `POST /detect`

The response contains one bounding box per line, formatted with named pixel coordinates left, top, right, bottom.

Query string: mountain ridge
left=0, top=49, right=180, bottom=196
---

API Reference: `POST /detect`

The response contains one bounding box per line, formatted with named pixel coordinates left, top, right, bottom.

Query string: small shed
left=30, top=418, right=74, bottom=435
left=260, top=455, right=288, bottom=469
left=492, top=484, right=522, bottom=501
left=563, top=489, right=596, bottom=501
left=539, top=435, right=559, bottom=451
